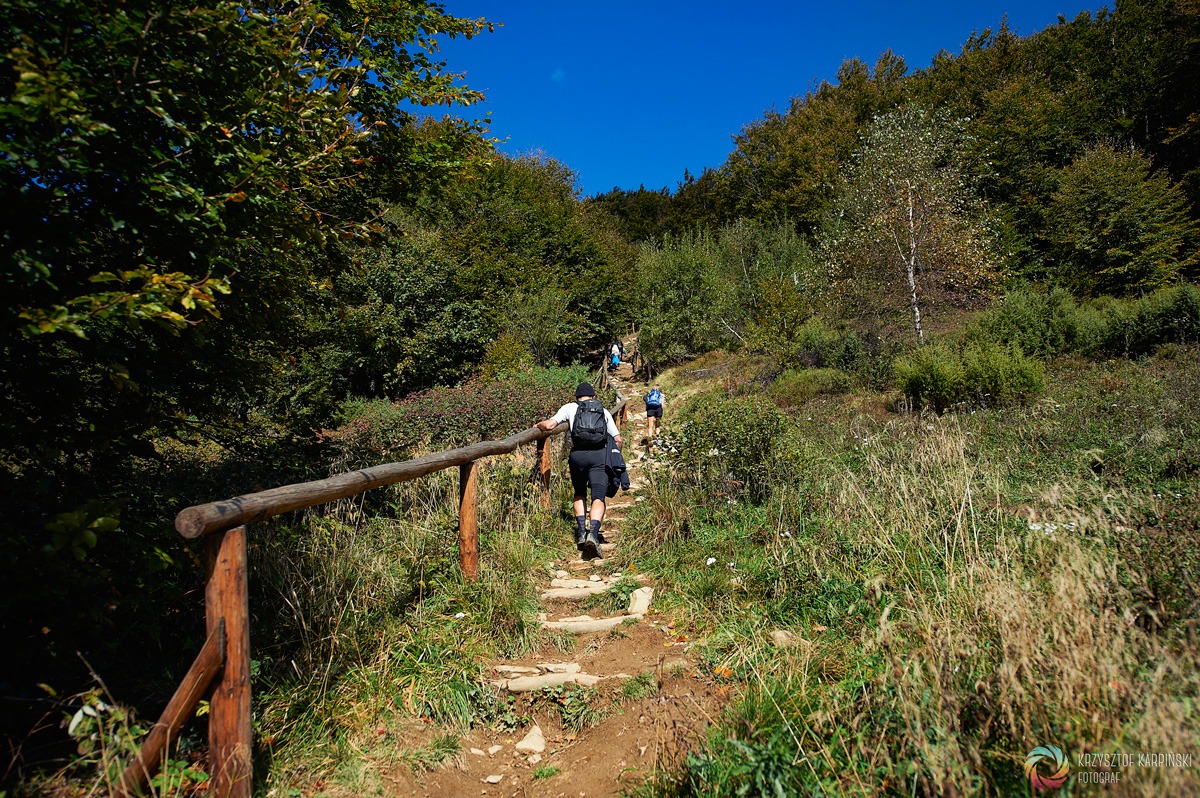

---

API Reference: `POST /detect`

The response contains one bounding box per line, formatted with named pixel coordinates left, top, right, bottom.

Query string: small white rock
left=628, top=586, right=654, bottom=615
left=470, top=747, right=486, bottom=756
left=555, top=569, right=569, bottom=579
left=484, top=774, right=503, bottom=784
left=486, top=744, right=503, bottom=755
left=537, top=662, right=581, bottom=674
left=514, top=724, right=546, bottom=754
left=589, top=574, right=602, bottom=582
left=527, top=753, right=542, bottom=765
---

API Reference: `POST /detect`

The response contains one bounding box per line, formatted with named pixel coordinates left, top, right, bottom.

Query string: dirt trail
left=402, top=350, right=722, bottom=797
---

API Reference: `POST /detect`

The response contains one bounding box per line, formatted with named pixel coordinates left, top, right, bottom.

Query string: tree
left=825, top=104, right=1000, bottom=343
left=1049, top=142, right=1200, bottom=296
left=723, top=51, right=908, bottom=234
left=1, top=0, right=491, bottom=337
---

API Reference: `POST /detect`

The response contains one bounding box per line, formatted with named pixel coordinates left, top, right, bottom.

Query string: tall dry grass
left=635, top=402, right=1199, bottom=796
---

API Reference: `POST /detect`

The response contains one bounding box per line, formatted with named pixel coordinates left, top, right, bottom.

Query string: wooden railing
left=117, top=395, right=629, bottom=797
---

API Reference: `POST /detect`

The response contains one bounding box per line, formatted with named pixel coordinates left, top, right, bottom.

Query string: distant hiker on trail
left=609, top=341, right=622, bottom=371
left=536, top=382, right=623, bottom=560
left=644, top=386, right=664, bottom=441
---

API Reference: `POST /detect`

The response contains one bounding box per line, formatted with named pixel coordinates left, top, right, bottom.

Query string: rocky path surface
left=404, top=353, right=723, bottom=798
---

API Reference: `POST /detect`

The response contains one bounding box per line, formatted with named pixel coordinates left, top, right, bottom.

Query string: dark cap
left=575, top=382, right=595, bottom=398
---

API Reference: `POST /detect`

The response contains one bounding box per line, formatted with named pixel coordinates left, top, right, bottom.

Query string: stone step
left=539, top=587, right=653, bottom=633
left=490, top=669, right=636, bottom=692
left=541, top=614, right=642, bottom=634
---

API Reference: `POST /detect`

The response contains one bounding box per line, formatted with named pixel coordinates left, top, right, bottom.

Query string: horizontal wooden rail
left=138, top=391, right=626, bottom=797
left=176, top=394, right=628, bottom=538
left=176, top=423, right=563, bottom=539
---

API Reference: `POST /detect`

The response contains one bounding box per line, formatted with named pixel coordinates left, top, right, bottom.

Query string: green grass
left=401, top=733, right=461, bottom=773
left=532, top=764, right=561, bottom=780
left=627, top=345, right=1200, bottom=797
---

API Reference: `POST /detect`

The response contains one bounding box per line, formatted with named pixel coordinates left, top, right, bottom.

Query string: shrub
left=969, top=283, right=1200, bottom=360
left=1091, top=284, right=1200, bottom=357
left=668, top=394, right=787, bottom=501
left=961, top=342, right=1045, bottom=406
left=895, top=343, right=1043, bottom=412
left=768, top=368, right=855, bottom=406
left=328, top=365, right=593, bottom=464
left=965, top=284, right=1083, bottom=356
left=894, top=344, right=965, bottom=412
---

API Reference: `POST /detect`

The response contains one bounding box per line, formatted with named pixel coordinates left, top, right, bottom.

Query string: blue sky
left=434, top=1, right=1099, bottom=197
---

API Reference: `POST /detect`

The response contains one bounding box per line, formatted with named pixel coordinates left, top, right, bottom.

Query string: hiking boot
left=578, top=531, right=603, bottom=561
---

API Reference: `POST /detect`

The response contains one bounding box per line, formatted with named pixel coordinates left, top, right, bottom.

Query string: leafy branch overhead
left=0, top=0, right=493, bottom=336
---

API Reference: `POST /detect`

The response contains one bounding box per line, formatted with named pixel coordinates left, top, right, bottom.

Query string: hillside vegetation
left=2, top=0, right=1199, bottom=795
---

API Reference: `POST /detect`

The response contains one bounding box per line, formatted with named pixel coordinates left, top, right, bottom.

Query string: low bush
left=965, top=283, right=1083, bottom=356
left=327, top=365, right=595, bottom=464
left=666, top=394, right=787, bottom=501
left=1090, top=284, right=1200, bottom=357
left=968, top=283, right=1200, bottom=360
left=769, top=367, right=855, bottom=406
left=895, top=342, right=1043, bottom=412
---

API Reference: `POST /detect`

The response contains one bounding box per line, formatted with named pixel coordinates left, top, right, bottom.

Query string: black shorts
left=568, top=447, right=608, bottom=504
left=646, top=405, right=663, bottom=418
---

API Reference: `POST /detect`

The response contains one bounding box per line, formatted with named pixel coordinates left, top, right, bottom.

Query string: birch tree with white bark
left=824, top=104, right=1000, bottom=343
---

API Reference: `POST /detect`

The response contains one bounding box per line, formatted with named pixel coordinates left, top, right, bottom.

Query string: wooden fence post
left=536, top=438, right=552, bottom=509
left=458, top=461, right=479, bottom=579
left=117, top=622, right=226, bottom=797
left=205, top=526, right=252, bottom=798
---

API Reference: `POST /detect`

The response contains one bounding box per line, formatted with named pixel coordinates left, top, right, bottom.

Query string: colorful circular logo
left=1025, top=744, right=1070, bottom=791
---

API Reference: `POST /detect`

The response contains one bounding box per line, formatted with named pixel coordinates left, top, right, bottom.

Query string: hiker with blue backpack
left=644, top=386, right=664, bottom=442
left=536, top=382, right=623, bottom=560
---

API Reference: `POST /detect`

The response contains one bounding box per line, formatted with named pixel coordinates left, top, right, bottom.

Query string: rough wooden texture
left=458, top=461, right=479, bottom=580
left=206, top=527, right=252, bottom=798
left=117, top=623, right=226, bottom=797
left=176, top=423, right=567, bottom=538
left=536, top=437, right=552, bottom=510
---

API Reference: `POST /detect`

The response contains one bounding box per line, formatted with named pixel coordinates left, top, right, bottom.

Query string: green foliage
left=328, top=365, right=590, bottom=462
left=1049, top=143, right=1200, bottom=296
left=895, top=342, right=1043, bottom=412
left=535, top=684, right=605, bottom=732
left=668, top=395, right=787, bottom=501
left=1088, top=283, right=1200, bottom=357
left=532, top=764, right=561, bottom=780
left=724, top=52, right=909, bottom=233
left=636, top=221, right=829, bottom=367
left=620, top=672, right=660, bottom=702
left=824, top=102, right=1001, bottom=343
left=768, top=368, right=855, bottom=406
left=968, top=283, right=1200, bottom=359
left=1, top=0, right=491, bottom=337
left=430, top=154, right=636, bottom=359
left=965, top=283, right=1088, bottom=356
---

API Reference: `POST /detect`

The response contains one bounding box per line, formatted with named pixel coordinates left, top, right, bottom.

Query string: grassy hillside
left=616, top=344, right=1200, bottom=796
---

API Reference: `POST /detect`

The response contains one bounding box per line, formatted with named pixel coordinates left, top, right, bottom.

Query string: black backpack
left=571, top=399, right=608, bottom=449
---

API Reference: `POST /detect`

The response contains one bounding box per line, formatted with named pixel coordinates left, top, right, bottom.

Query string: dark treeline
left=1, top=0, right=1199, bottom=786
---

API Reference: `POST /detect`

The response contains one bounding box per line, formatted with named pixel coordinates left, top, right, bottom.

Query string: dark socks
left=589, top=519, right=601, bottom=538
left=575, top=515, right=587, bottom=544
